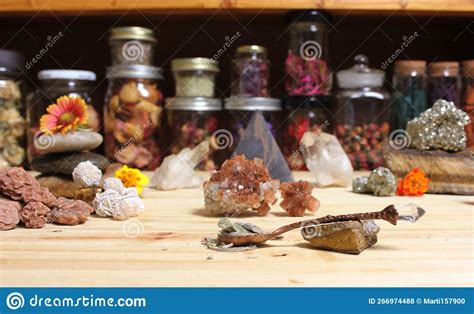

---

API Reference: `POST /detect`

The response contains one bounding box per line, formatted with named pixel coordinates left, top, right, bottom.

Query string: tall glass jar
left=171, top=58, right=219, bottom=98
left=104, top=65, right=164, bottom=169
left=165, top=97, right=222, bottom=170
left=0, top=49, right=26, bottom=167
left=462, top=60, right=474, bottom=148
left=109, top=26, right=156, bottom=66
left=281, top=95, right=333, bottom=170
left=224, top=97, right=281, bottom=156
left=334, top=55, right=390, bottom=170
left=285, top=10, right=331, bottom=96
left=231, top=45, right=270, bottom=97
left=428, top=61, right=461, bottom=107
left=390, top=60, right=427, bottom=130
left=26, top=70, right=100, bottom=164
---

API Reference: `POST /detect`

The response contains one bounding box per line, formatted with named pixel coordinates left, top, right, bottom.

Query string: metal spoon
left=218, top=205, right=399, bottom=246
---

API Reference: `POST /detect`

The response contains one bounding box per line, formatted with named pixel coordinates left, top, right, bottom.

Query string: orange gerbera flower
left=396, top=168, right=430, bottom=196
left=39, top=96, right=88, bottom=134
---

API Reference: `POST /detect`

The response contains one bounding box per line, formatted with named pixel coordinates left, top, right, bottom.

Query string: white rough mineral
left=300, top=131, right=353, bottom=187
left=151, top=141, right=209, bottom=190
left=72, top=161, right=102, bottom=187
left=103, top=177, right=125, bottom=193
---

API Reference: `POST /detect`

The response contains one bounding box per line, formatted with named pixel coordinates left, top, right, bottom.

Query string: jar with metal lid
left=334, top=55, right=390, bottom=170
left=0, top=49, right=26, bottom=167
left=428, top=61, right=461, bottom=106
left=26, top=69, right=100, bottom=163
left=104, top=65, right=164, bottom=169
left=390, top=60, right=428, bottom=130
left=171, top=58, right=219, bottom=98
left=224, top=97, right=281, bottom=156
left=165, top=97, right=222, bottom=170
left=285, top=10, right=332, bottom=96
left=281, top=95, right=333, bottom=170
left=109, top=26, right=157, bottom=66
left=231, top=45, right=270, bottom=97
left=461, top=60, right=474, bottom=148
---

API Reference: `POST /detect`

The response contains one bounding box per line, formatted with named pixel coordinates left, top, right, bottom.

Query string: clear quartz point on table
left=397, top=203, right=426, bottom=222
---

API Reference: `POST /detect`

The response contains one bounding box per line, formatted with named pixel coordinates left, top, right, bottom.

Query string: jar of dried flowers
left=462, top=60, right=474, bottom=148
left=231, top=45, right=270, bottom=97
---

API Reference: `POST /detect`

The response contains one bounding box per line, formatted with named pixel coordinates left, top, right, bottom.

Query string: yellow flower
left=114, top=165, right=149, bottom=195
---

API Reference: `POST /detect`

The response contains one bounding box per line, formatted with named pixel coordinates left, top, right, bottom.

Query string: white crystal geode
left=72, top=161, right=102, bottom=187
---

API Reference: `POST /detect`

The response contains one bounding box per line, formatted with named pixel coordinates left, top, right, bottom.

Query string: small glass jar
left=224, top=97, right=281, bottom=156
left=0, top=49, right=26, bottom=167
left=171, top=58, right=219, bottom=98
left=26, top=69, right=100, bottom=163
left=335, top=55, right=390, bottom=170
left=281, top=95, right=333, bottom=170
left=109, top=26, right=157, bottom=66
left=390, top=60, right=428, bottom=130
left=165, top=97, right=222, bottom=170
left=285, top=10, right=332, bottom=96
left=104, top=65, right=164, bottom=169
left=462, top=60, right=474, bottom=148
left=428, top=61, right=461, bottom=107
left=231, top=45, right=270, bottom=97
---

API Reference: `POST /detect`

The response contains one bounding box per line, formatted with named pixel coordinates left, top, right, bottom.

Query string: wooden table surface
left=1, top=171, right=473, bottom=287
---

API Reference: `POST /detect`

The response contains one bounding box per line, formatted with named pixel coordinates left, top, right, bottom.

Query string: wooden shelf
left=0, top=0, right=473, bottom=15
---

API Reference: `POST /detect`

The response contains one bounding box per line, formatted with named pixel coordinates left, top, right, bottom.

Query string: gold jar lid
left=236, top=45, right=267, bottom=55
left=462, top=60, right=474, bottom=77
left=394, top=60, right=426, bottom=76
left=428, top=61, right=459, bottom=77
left=109, top=26, right=157, bottom=43
left=171, top=58, right=219, bottom=72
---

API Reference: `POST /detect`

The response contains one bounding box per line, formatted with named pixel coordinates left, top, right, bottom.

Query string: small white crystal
left=72, top=161, right=102, bottom=187
left=151, top=141, right=209, bottom=190
left=103, top=177, right=125, bottom=193
left=301, top=131, right=353, bottom=187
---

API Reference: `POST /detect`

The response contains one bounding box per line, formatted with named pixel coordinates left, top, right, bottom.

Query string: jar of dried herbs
left=281, top=95, right=333, bottom=170
left=285, top=10, right=332, bottom=96
left=390, top=60, right=428, bottom=130
left=171, top=58, right=219, bottom=98
left=334, top=55, right=390, bottom=170
left=104, top=65, right=164, bottom=169
left=165, top=97, right=222, bottom=170
left=109, top=26, right=157, bottom=66
left=428, top=61, right=461, bottom=107
left=231, top=45, right=269, bottom=97
left=0, top=49, right=26, bottom=167
left=224, top=97, right=281, bottom=155
left=462, top=60, right=474, bottom=148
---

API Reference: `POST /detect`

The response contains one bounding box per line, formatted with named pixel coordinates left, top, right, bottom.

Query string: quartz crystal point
left=233, top=112, right=294, bottom=182
left=396, top=203, right=426, bottom=222
left=151, top=141, right=209, bottom=190
left=301, top=131, right=353, bottom=187
left=406, top=99, right=471, bottom=152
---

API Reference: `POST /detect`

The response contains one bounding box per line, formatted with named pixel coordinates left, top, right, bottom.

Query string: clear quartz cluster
left=407, top=99, right=471, bottom=152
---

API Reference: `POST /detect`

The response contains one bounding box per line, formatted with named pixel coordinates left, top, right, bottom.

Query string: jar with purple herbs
left=428, top=61, right=461, bottom=107
left=231, top=45, right=269, bottom=97
left=165, top=97, right=222, bottom=170
left=224, top=97, right=281, bottom=156
left=281, top=95, right=333, bottom=170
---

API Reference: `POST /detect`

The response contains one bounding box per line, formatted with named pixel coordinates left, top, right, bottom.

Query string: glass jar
left=335, top=55, right=390, bottom=170
left=428, top=61, right=461, bottom=107
left=462, top=60, right=474, bottom=148
left=285, top=10, right=331, bottom=96
left=26, top=69, right=100, bottom=164
left=390, top=60, right=428, bottom=130
left=104, top=65, right=164, bottom=169
left=165, top=97, right=222, bottom=170
left=0, top=49, right=26, bottom=167
left=171, top=58, right=219, bottom=98
left=281, top=95, right=333, bottom=170
left=231, top=45, right=270, bottom=97
left=224, top=97, right=281, bottom=157
left=109, top=26, right=156, bottom=66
